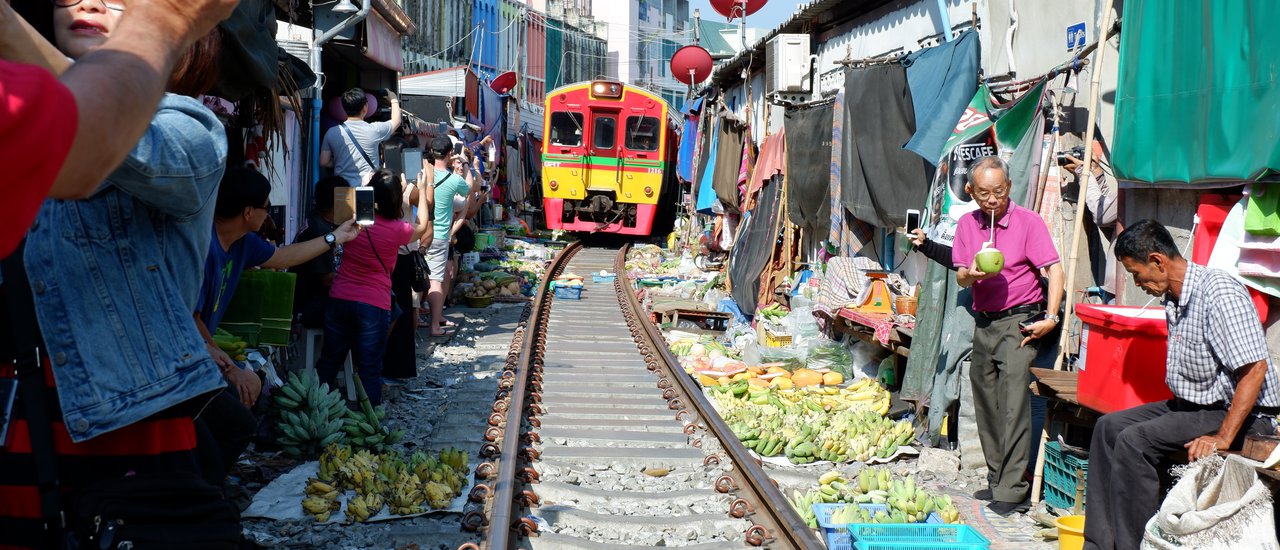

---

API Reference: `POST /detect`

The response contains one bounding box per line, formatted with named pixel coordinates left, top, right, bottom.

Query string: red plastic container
left=1075, top=304, right=1173, bottom=414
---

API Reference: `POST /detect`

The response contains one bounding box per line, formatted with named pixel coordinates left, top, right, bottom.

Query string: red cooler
left=1075, top=304, right=1174, bottom=414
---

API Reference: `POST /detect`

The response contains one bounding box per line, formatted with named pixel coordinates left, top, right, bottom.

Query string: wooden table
left=817, top=308, right=914, bottom=358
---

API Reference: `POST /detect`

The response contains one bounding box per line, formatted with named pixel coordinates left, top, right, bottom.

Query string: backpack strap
left=340, top=124, right=378, bottom=174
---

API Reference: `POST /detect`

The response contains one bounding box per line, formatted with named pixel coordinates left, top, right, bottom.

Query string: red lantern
left=671, top=45, right=714, bottom=85
left=710, top=0, right=766, bottom=20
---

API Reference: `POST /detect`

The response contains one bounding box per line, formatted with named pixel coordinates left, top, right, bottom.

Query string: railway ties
left=465, top=244, right=819, bottom=550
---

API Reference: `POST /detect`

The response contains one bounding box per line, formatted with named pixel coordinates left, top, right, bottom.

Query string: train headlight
left=549, top=180, right=559, bottom=190
left=644, top=186, right=653, bottom=197
left=590, top=81, right=623, bottom=99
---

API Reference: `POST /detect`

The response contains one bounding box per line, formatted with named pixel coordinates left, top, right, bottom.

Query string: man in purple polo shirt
left=952, top=156, right=1064, bottom=516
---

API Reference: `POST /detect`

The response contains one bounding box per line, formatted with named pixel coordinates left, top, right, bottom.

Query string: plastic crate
left=1075, top=305, right=1173, bottom=413
left=758, top=322, right=793, bottom=348
left=847, top=524, right=989, bottom=550
left=814, top=503, right=886, bottom=550
left=553, top=286, right=582, bottom=300
left=1043, top=441, right=1088, bottom=512
left=591, top=273, right=616, bottom=283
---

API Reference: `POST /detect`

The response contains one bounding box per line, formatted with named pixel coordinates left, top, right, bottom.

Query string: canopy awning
left=400, top=66, right=469, bottom=98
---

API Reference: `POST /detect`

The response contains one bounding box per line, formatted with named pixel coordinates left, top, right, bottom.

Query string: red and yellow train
left=541, top=80, right=679, bottom=236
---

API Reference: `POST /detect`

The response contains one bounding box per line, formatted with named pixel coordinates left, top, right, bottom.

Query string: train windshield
left=549, top=112, right=584, bottom=146
left=593, top=116, right=617, bottom=150
left=625, top=116, right=660, bottom=151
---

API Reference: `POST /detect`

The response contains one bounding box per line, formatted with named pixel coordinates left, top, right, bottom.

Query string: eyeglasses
left=52, top=0, right=125, bottom=11
left=971, top=188, right=1009, bottom=202
left=255, top=203, right=271, bottom=211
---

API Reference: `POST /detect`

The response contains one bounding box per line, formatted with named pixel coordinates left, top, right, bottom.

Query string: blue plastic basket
left=847, top=523, right=989, bottom=550
left=814, top=503, right=881, bottom=550
left=1044, top=441, right=1088, bottom=512
left=553, top=286, right=582, bottom=300
left=591, top=273, right=616, bottom=283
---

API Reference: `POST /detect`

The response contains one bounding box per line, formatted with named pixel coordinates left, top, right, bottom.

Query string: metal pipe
left=310, top=0, right=374, bottom=188
left=936, top=0, right=953, bottom=42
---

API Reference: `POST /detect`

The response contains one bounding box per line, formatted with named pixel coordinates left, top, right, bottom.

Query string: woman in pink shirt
left=316, top=168, right=433, bottom=405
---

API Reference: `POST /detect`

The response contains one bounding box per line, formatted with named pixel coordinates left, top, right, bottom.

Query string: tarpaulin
left=1114, top=0, right=1280, bottom=185
left=785, top=103, right=834, bottom=237
left=696, top=117, right=721, bottom=215
left=903, top=30, right=982, bottom=165
left=992, top=82, right=1047, bottom=207
left=730, top=174, right=784, bottom=315
left=677, top=97, right=705, bottom=183
left=840, top=64, right=933, bottom=228
left=714, top=116, right=747, bottom=211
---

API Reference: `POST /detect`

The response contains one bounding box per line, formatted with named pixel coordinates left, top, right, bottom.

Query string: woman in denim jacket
left=0, top=3, right=229, bottom=541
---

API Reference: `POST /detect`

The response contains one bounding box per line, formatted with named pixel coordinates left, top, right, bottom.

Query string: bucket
left=895, top=295, right=918, bottom=316
left=1056, top=515, right=1085, bottom=550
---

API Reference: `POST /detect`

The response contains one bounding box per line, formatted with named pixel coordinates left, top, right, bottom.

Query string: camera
left=1055, top=145, right=1086, bottom=166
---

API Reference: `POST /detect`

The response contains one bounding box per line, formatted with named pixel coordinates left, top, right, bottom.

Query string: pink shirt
left=952, top=203, right=1060, bottom=312
left=330, top=215, right=413, bottom=310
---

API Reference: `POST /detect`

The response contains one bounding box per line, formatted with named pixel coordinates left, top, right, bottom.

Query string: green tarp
left=1114, top=0, right=1280, bottom=185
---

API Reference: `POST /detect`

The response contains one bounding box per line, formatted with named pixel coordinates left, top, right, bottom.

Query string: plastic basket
left=815, top=503, right=886, bottom=550
left=553, top=286, right=582, bottom=300
left=1043, top=441, right=1088, bottom=512
left=591, top=273, right=617, bottom=283
left=847, top=523, right=989, bottom=550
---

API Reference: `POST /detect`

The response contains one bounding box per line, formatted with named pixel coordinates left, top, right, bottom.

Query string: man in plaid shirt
left=1083, top=219, right=1279, bottom=550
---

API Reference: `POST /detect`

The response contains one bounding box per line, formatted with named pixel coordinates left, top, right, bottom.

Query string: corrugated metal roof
left=696, top=20, right=738, bottom=58
left=709, top=0, right=892, bottom=86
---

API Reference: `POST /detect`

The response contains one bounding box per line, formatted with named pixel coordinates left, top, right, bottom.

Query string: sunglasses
left=52, top=0, right=125, bottom=11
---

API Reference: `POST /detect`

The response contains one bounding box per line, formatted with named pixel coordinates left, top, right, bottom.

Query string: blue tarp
left=902, top=30, right=981, bottom=165
left=678, top=97, right=705, bottom=183
left=695, top=117, right=721, bottom=214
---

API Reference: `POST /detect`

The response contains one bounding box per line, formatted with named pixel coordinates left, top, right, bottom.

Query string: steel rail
left=472, top=241, right=582, bottom=550
left=613, top=244, right=822, bottom=549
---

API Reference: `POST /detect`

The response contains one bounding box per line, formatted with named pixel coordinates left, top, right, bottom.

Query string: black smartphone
left=1019, top=311, right=1049, bottom=334
left=402, top=149, right=424, bottom=184
left=905, top=209, right=921, bottom=234
left=355, top=187, right=375, bottom=226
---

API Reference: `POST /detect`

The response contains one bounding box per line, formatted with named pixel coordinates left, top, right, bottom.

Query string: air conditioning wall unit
left=764, top=34, right=811, bottom=94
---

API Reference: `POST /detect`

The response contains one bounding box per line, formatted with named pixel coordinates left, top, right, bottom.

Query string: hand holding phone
left=1019, top=311, right=1049, bottom=334
left=402, top=149, right=424, bottom=184
left=355, top=187, right=375, bottom=226
left=904, top=209, right=921, bottom=234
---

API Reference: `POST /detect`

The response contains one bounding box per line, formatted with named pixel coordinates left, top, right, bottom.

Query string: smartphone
left=1019, top=311, right=1049, bottom=334
left=402, top=149, right=424, bottom=183
left=453, top=143, right=465, bottom=156
left=355, top=187, right=375, bottom=226
left=905, top=209, right=921, bottom=234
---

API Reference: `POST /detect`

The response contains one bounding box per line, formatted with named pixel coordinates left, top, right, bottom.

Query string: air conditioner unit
left=765, top=34, right=811, bottom=94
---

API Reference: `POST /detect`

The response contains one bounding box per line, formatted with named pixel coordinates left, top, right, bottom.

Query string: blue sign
left=1067, top=22, right=1087, bottom=51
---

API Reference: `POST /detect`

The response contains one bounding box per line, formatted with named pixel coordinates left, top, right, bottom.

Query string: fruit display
left=709, top=380, right=910, bottom=464
left=274, top=370, right=348, bottom=459
left=304, top=443, right=470, bottom=523
left=789, top=468, right=963, bottom=528
left=461, top=271, right=524, bottom=299
left=553, top=273, right=584, bottom=288
left=343, top=373, right=403, bottom=454
left=212, top=327, right=248, bottom=361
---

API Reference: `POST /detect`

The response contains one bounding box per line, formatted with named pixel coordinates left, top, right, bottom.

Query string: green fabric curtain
left=1113, top=0, right=1280, bottom=185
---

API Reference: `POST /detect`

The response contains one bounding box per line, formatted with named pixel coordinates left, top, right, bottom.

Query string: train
left=540, top=80, right=680, bottom=236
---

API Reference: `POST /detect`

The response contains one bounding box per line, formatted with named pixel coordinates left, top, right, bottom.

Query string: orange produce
left=771, top=377, right=795, bottom=390
left=791, top=368, right=823, bottom=387
left=748, top=377, right=771, bottom=388
left=822, top=372, right=844, bottom=386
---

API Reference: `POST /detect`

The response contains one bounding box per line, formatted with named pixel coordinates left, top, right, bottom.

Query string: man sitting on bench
left=1083, top=219, right=1280, bottom=550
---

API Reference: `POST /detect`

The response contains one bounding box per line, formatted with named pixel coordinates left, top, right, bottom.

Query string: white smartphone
left=905, top=209, right=921, bottom=234
left=355, top=187, right=375, bottom=226
left=402, top=149, right=424, bottom=184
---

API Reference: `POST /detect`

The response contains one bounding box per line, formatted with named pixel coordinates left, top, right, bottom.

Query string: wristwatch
left=324, top=232, right=337, bottom=249
left=1045, top=313, right=1061, bottom=324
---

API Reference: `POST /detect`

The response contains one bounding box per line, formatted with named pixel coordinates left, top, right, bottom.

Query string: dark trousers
left=194, top=387, right=259, bottom=485
left=971, top=311, right=1037, bottom=502
left=315, top=298, right=391, bottom=405
left=1083, top=400, right=1274, bottom=550
left=382, top=254, right=417, bottom=380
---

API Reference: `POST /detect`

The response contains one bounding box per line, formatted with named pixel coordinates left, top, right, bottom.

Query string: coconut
left=975, top=247, right=1005, bottom=274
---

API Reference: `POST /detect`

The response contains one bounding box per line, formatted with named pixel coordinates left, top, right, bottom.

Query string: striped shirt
left=1165, top=263, right=1279, bottom=407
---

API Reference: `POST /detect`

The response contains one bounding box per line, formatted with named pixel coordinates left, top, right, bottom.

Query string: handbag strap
left=366, top=230, right=391, bottom=277
left=340, top=124, right=378, bottom=174
left=2, top=246, right=66, bottom=544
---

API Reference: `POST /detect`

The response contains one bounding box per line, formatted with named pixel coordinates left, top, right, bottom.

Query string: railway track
left=459, top=244, right=821, bottom=549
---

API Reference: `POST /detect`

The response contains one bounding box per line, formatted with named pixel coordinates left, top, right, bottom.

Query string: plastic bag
left=805, top=338, right=854, bottom=379
left=745, top=343, right=806, bottom=371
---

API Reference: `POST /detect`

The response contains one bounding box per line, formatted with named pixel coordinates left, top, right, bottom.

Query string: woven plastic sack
left=1141, top=455, right=1278, bottom=550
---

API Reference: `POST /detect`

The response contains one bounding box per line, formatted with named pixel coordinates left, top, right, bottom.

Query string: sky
left=688, top=0, right=805, bottom=34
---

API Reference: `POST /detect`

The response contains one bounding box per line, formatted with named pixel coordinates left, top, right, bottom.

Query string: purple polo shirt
left=952, top=203, right=1060, bottom=312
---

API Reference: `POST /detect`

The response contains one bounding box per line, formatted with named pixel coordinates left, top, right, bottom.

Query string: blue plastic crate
left=848, top=523, right=990, bottom=550
left=1044, top=441, right=1088, bottom=512
left=591, top=273, right=616, bottom=283
left=553, top=286, right=582, bottom=300
left=814, top=503, right=943, bottom=550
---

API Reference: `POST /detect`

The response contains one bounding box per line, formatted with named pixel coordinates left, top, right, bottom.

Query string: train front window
left=593, top=116, right=617, bottom=150
left=549, top=112, right=584, bottom=147
left=625, top=116, right=660, bottom=151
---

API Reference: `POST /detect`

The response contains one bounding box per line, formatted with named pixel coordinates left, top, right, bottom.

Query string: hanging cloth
left=729, top=174, right=784, bottom=315
left=902, top=30, right=982, bottom=165
left=696, top=116, right=722, bottom=215
left=839, top=64, right=933, bottom=228
left=713, top=115, right=747, bottom=211
left=785, top=103, right=834, bottom=237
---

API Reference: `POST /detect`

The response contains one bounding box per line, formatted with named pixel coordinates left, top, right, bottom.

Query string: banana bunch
left=318, top=443, right=352, bottom=482
left=788, top=489, right=820, bottom=529
left=935, top=494, right=961, bottom=524
left=438, top=447, right=469, bottom=474
left=788, top=468, right=965, bottom=526
left=387, top=471, right=426, bottom=515
left=343, top=373, right=404, bottom=453
left=274, top=370, right=347, bottom=459
left=345, top=492, right=384, bottom=523
left=301, top=478, right=341, bottom=522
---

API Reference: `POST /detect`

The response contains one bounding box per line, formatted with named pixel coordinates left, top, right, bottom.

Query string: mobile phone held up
left=402, top=149, right=424, bottom=184
left=355, top=187, right=375, bottom=226
left=905, top=209, right=921, bottom=234
left=1019, top=311, right=1048, bottom=334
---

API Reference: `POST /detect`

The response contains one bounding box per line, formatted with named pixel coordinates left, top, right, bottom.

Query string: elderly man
left=1083, top=219, right=1279, bottom=550
left=952, top=156, right=1064, bottom=516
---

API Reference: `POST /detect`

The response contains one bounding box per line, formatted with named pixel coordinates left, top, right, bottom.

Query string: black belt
left=978, top=303, right=1044, bottom=320
left=1172, top=398, right=1280, bottom=416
